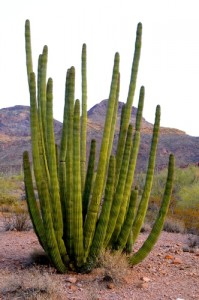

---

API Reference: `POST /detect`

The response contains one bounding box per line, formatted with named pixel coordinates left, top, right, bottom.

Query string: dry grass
left=0, top=267, right=66, bottom=299
left=163, top=217, right=185, bottom=233
left=96, top=249, right=130, bottom=285
left=2, top=206, right=32, bottom=231
left=187, top=235, right=199, bottom=248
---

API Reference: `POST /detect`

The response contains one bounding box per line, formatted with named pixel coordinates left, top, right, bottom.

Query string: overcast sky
left=1, top=0, right=199, bottom=136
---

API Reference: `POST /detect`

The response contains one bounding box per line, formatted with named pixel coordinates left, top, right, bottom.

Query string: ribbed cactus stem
left=115, top=189, right=137, bottom=250
left=104, top=124, right=133, bottom=246
left=114, top=86, right=144, bottom=239
left=132, top=105, right=161, bottom=245
left=73, top=99, right=84, bottom=266
left=83, top=53, right=119, bottom=259
left=129, top=154, right=174, bottom=265
left=23, top=151, right=48, bottom=253
left=82, top=139, right=96, bottom=221
left=89, top=156, right=115, bottom=260
left=46, top=78, right=67, bottom=262
left=108, top=73, right=120, bottom=159
left=115, top=23, right=142, bottom=184
left=39, top=180, right=67, bottom=273
left=29, top=72, right=43, bottom=192
left=25, top=20, right=33, bottom=83
left=81, top=44, right=87, bottom=191
left=64, top=67, right=75, bottom=257
left=59, top=69, right=70, bottom=162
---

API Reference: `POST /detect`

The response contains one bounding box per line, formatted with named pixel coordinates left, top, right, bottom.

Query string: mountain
left=1, top=101, right=199, bottom=175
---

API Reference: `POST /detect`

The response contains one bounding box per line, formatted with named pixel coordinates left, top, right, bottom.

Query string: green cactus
left=23, top=20, right=174, bottom=273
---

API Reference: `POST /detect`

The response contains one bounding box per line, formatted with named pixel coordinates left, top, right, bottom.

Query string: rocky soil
left=0, top=220, right=198, bottom=299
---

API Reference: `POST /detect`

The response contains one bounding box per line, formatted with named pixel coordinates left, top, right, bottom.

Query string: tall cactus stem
left=25, top=20, right=33, bottom=83
left=81, top=44, right=87, bottom=191
left=23, top=151, right=48, bottom=253
left=132, top=105, right=161, bottom=245
left=89, top=156, right=115, bottom=260
left=64, top=67, right=75, bottom=257
left=115, top=86, right=144, bottom=238
left=46, top=78, right=68, bottom=262
left=83, top=53, right=119, bottom=259
left=73, top=99, right=84, bottom=266
left=115, top=189, right=137, bottom=250
left=104, top=124, right=133, bottom=246
left=115, top=23, right=142, bottom=184
left=129, top=154, right=174, bottom=265
left=82, top=139, right=96, bottom=221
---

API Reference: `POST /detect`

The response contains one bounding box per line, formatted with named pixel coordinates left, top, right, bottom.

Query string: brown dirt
left=0, top=225, right=199, bottom=299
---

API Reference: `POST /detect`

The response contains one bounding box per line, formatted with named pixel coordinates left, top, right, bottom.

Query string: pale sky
left=1, top=0, right=199, bottom=136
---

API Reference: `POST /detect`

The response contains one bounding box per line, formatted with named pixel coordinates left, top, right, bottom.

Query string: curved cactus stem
left=83, top=53, right=119, bottom=259
left=114, top=189, right=137, bottom=250
left=132, top=105, right=161, bottom=245
left=82, top=139, right=96, bottom=221
left=23, top=151, right=48, bottom=253
left=129, top=154, right=174, bottom=265
left=46, top=78, right=68, bottom=263
left=104, top=124, right=133, bottom=247
left=114, top=86, right=144, bottom=239
left=73, top=99, right=84, bottom=267
left=115, top=23, right=142, bottom=184
left=81, top=44, right=87, bottom=191
left=88, top=156, right=115, bottom=261
left=40, top=180, right=67, bottom=273
left=126, top=230, right=133, bottom=253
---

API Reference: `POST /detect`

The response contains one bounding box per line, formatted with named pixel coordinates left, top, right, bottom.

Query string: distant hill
left=1, top=101, right=199, bottom=175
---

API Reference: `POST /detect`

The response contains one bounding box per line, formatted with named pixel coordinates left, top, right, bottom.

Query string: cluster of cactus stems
left=23, top=20, right=174, bottom=273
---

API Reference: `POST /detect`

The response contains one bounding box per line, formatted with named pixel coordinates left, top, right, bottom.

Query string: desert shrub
left=3, top=206, right=31, bottom=231
left=0, top=268, right=65, bottom=299
left=174, top=207, right=199, bottom=235
left=96, top=249, right=129, bottom=284
left=29, top=250, right=51, bottom=266
left=163, top=217, right=185, bottom=233
left=141, top=222, right=152, bottom=233
left=136, top=165, right=199, bottom=233
left=0, top=194, right=18, bottom=208
left=187, top=235, right=199, bottom=248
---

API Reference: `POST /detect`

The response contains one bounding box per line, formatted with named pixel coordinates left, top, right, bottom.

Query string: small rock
left=190, top=248, right=195, bottom=253
left=66, top=277, right=77, bottom=284
left=165, top=254, right=174, bottom=260
left=107, top=283, right=115, bottom=289
left=182, top=246, right=190, bottom=252
left=137, top=282, right=149, bottom=289
left=140, top=276, right=151, bottom=282
left=76, top=282, right=83, bottom=287
left=68, top=284, right=78, bottom=291
left=172, top=258, right=182, bottom=265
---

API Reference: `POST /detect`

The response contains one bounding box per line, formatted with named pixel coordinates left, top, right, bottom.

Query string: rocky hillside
left=1, top=101, right=199, bottom=174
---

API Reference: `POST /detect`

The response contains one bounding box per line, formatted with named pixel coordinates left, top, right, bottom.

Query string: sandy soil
left=0, top=223, right=199, bottom=299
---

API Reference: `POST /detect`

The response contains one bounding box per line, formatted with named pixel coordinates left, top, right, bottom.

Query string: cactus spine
left=24, top=20, right=174, bottom=273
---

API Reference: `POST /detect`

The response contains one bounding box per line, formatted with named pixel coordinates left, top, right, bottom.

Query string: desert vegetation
left=22, top=18, right=176, bottom=274
left=136, top=165, right=199, bottom=235
left=0, top=18, right=199, bottom=300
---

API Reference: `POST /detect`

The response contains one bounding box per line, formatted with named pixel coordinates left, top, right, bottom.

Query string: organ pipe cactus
left=23, top=20, right=174, bottom=273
